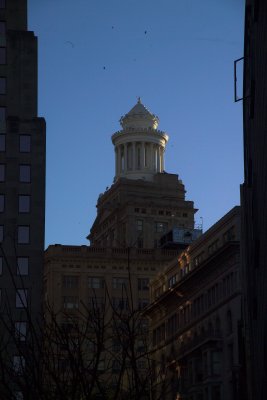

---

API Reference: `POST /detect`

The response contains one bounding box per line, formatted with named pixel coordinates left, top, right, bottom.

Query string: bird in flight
left=65, top=41, right=74, bottom=47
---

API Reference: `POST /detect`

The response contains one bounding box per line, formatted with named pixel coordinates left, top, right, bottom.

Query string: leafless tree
left=0, top=262, right=176, bottom=400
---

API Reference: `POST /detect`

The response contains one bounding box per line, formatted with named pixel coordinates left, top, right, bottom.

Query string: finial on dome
left=137, top=96, right=141, bottom=104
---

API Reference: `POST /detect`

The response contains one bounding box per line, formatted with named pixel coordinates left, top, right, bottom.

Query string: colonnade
left=115, top=141, right=165, bottom=176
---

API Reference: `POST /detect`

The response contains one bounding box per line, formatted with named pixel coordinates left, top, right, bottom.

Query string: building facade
left=241, top=2, right=267, bottom=399
left=146, top=207, right=244, bottom=400
left=88, top=99, right=197, bottom=249
left=43, top=100, right=198, bottom=397
left=0, top=0, right=45, bottom=376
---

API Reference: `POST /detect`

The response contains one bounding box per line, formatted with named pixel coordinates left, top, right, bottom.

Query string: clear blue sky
left=28, top=0, right=245, bottom=247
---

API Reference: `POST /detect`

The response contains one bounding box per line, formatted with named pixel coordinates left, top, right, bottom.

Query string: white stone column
left=161, top=147, right=165, bottom=171
left=132, top=142, right=136, bottom=170
left=118, top=145, right=122, bottom=174
left=141, top=142, right=145, bottom=169
left=150, top=143, right=154, bottom=171
left=157, top=146, right=160, bottom=172
left=124, top=143, right=127, bottom=172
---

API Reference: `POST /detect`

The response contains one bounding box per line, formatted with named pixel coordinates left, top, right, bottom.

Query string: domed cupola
left=112, top=98, right=169, bottom=182
left=119, top=97, right=159, bottom=130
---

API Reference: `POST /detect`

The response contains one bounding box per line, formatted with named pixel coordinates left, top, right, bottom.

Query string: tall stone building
left=44, top=100, right=198, bottom=396
left=241, top=1, right=267, bottom=399
left=45, top=99, right=198, bottom=322
left=0, top=0, right=45, bottom=355
left=89, top=98, right=196, bottom=249
left=146, top=206, right=243, bottom=400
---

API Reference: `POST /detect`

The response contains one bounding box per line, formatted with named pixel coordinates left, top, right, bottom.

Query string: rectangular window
left=17, top=257, right=29, bottom=275
left=0, top=106, right=5, bottom=120
left=15, top=322, right=27, bottom=341
left=138, top=298, right=149, bottom=310
left=63, top=296, right=79, bottom=310
left=0, top=194, right=4, bottom=212
left=0, top=225, right=3, bottom=242
left=155, top=222, right=167, bottom=233
left=0, top=1, right=5, bottom=10
left=0, top=164, right=5, bottom=181
left=19, top=195, right=30, bottom=213
left=0, top=256, right=2, bottom=275
left=88, top=296, right=104, bottom=311
left=0, top=77, right=6, bottom=94
left=13, top=356, right=25, bottom=375
left=62, top=275, right=79, bottom=289
left=112, top=297, right=129, bottom=311
left=0, top=47, right=5, bottom=64
left=88, top=276, right=104, bottom=289
left=19, top=165, right=31, bottom=182
left=112, top=277, right=128, bottom=289
left=0, top=21, right=5, bottom=34
left=138, top=278, right=149, bottom=291
left=168, top=275, right=177, bottom=288
left=16, top=289, right=28, bottom=308
left=0, top=134, right=5, bottom=151
left=19, top=135, right=31, bottom=153
left=136, top=219, right=143, bottom=231
left=137, top=237, right=143, bottom=248
left=211, top=351, right=222, bottom=375
left=18, top=226, right=30, bottom=244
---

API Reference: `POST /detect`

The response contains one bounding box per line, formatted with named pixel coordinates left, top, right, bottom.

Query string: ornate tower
left=89, top=99, right=197, bottom=249
left=112, top=98, right=168, bottom=182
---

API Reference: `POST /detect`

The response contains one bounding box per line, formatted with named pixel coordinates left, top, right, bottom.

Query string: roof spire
left=137, top=96, right=141, bottom=104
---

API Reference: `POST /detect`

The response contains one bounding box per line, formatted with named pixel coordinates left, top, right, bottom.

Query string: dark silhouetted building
left=0, top=0, right=45, bottom=368
left=241, top=1, right=267, bottom=399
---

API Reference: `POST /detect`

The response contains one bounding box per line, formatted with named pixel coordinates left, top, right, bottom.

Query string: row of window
left=0, top=289, right=29, bottom=309
left=134, top=207, right=188, bottom=218
left=63, top=275, right=149, bottom=291
left=0, top=164, right=31, bottom=182
left=0, top=256, right=29, bottom=275
left=0, top=134, right=31, bottom=152
left=0, top=225, right=31, bottom=244
left=136, top=220, right=168, bottom=233
left=63, top=296, right=149, bottom=311
left=0, top=194, right=31, bottom=213
left=153, top=276, right=237, bottom=345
